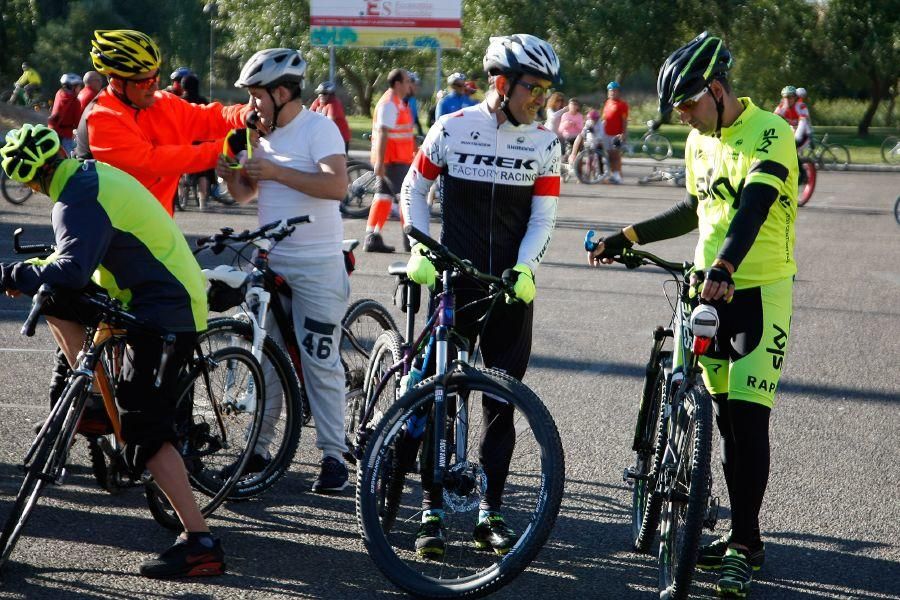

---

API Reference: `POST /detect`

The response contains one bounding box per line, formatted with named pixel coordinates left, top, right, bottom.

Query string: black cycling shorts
left=116, top=331, right=197, bottom=474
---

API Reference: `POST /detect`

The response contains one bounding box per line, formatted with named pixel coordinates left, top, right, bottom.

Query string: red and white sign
left=310, top=0, right=462, bottom=49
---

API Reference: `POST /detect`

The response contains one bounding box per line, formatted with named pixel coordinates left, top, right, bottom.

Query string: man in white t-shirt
left=217, top=48, right=352, bottom=493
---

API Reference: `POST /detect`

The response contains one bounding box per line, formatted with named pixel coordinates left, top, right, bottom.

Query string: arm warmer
left=631, top=193, right=699, bottom=244
left=717, top=182, right=778, bottom=270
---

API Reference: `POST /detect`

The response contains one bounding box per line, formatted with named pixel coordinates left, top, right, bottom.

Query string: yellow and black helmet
left=90, top=29, right=161, bottom=78
left=1, top=124, right=61, bottom=183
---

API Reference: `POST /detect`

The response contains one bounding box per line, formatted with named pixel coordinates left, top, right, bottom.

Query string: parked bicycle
left=881, top=135, right=900, bottom=165
left=799, top=132, right=850, bottom=171
left=0, top=281, right=266, bottom=571
left=354, top=225, right=565, bottom=599
left=585, top=232, right=717, bottom=600
left=639, top=165, right=686, bottom=187
left=2, top=170, right=34, bottom=205
left=194, top=216, right=397, bottom=500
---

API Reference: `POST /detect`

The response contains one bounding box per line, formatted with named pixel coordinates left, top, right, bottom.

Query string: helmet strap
left=710, top=84, right=725, bottom=137
left=109, top=77, right=141, bottom=110
left=499, top=74, right=521, bottom=127
left=36, top=156, right=62, bottom=196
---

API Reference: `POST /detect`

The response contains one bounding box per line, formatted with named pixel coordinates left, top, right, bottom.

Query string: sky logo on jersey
left=756, top=128, right=777, bottom=154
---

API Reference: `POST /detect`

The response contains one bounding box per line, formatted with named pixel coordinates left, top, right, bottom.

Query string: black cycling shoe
left=697, top=532, right=765, bottom=571
left=472, top=513, right=518, bottom=555
left=364, top=232, right=395, bottom=253
left=415, top=514, right=447, bottom=559
left=139, top=534, right=225, bottom=579
left=218, top=452, right=271, bottom=481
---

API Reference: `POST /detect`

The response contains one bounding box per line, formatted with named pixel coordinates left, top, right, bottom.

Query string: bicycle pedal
left=703, top=495, right=720, bottom=530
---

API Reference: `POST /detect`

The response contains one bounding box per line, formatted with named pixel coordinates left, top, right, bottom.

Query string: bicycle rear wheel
left=643, top=133, right=672, bottom=161
left=198, top=318, right=303, bottom=499
left=631, top=351, right=671, bottom=553
left=574, top=148, right=605, bottom=184
left=0, top=376, right=89, bottom=571
left=881, top=136, right=900, bottom=164
left=345, top=330, right=403, bottom=465
left=1, top=171, right=33, bottom=205
left=357, top=365, right=565, bottom=599
left=341, top=298, right=398, bottom=394
left=343, top=161, right=377, bottom=218
left=658, top=385, right=713, bottom=600
left=797, top=158, right=816, bottom=206
left=819, top=144, right=850, bottom=170
left=145, top=346, right=265, bottom=530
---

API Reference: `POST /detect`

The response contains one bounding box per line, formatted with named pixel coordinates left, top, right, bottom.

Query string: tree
left=821, top=0, right=900, bottom=135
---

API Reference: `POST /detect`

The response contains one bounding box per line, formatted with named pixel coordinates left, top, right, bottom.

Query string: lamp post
left=203, top=1, right=218, bottom=99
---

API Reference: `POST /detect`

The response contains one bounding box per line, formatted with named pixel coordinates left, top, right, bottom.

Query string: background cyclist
left=48, top=73, right=84, bottom=155
left=401, top=33, right=561, bottom=560
left=309, top=81, right=351, bottom=153
left=0, top=124, right=224, bottom=579
left=435, top=72, right=476, bottom=119
left=774, top=85, right=811, bottom=148
left=601, top=81, right=629, bottom=184
left=588, top=32, right=797, bottom=599
left=8, top=62, right=42, bottom=105
left=217, top=48, right=351, bottom=494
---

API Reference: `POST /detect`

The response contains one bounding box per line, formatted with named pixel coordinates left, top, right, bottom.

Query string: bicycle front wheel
left=0, top=376, right=89, bottom=571
left=198, top=318, right=303, bottom=499
left=631, top=351, right=671, bottom=553
left=819, top=144, right=850, bottom=171
left=1, top=171, right=33, bottom=205
left=356, top=365, right=565, bottom=599
left=145, top=346, right=265, bottom=530
left=658, top=384, right=713, bottom=600
left=643, top=133, right=672, bottom=161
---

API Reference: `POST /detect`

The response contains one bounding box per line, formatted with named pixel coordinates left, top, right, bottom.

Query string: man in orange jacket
left=75, top=29, right=250, bottom=215
left=364, top=68, right=414, bottom=253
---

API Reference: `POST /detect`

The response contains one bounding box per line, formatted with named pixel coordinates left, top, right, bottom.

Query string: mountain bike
left=194, top=216, right=397, bottom=500
left=638, top=165, right=686, bottom=187
left=585, top=232, right=716, bottom=600
left=342, top=158, right=377, bottom=218
left=2, top=170, right=33, bottom=205
left=355, top=225, right=565, bottom=599
left=881, top=136, right=900, bottom=164
left=799, top=132, right=850, bottom=171
left=0, top=284, right=266, bottom=571
left=573, top=134, right=607, bottom=184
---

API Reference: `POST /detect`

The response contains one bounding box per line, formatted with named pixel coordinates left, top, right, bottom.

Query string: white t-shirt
left=374, top=100, right=399, bottom=129
left=256, top=108, right=346, bottom=258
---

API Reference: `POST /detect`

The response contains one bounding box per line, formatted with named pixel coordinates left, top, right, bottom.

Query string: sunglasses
left=516, top=80, right=553, bottom=99
left=674, top=87, right=709, bottom=111
left=222, top=127, right=253, bottom=169
left=128, top=71, right=160, bottom=90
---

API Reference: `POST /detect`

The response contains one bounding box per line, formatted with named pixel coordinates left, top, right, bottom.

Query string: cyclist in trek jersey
left=1, top=124, right=223, bottom=579
left=588, top=32, right=797, bottom=599
left=774, top=85, right=811, bottom=147
left=401, top=33, right=561, bottom=560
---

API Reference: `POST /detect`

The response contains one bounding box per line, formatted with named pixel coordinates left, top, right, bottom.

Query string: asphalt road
left=0, top=167, right=898, bottom=599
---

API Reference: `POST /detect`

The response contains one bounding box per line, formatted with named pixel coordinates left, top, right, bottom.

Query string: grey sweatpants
left=266, top=253, right=350, bottom=461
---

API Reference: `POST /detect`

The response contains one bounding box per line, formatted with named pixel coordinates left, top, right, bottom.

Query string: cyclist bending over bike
left=217, top=48, right=351, bottom=493
left=0, top=124, right=224, bottom=579
left=588, top=33, right=797, bottom=599
left=401, top=33, right=561, bottom=559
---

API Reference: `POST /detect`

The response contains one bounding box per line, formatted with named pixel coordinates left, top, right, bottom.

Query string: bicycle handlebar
left=195, top=215, right=314, bottom=255
left=584, top=229, right=688, bottom=273
left=22, top=284, right=51, bottom=336
left=404, top=225, right=513, bottom=291
left=13, top=228, right=54, bottom=256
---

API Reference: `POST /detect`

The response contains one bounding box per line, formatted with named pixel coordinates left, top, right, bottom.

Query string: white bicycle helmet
left=235, top=48, right=307, bottom=89
left=447, top=72, right=466, bottom=86
left=482, top=34, right=562, bottom=86
left=60, top=73, right=82, bottom=88
left=796, top=87, right=807, bottom=98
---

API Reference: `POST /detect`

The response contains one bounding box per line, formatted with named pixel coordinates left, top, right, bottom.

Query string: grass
left=348, top=110, right=897, bottom=164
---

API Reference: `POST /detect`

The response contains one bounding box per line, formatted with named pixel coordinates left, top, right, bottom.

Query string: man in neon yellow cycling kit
left=588, top=32, right=796, bottom=599
left=8, top=62, right=42, bottom=105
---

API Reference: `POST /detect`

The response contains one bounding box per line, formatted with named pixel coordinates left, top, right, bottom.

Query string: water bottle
left=399, top=356, right=425, bottom=395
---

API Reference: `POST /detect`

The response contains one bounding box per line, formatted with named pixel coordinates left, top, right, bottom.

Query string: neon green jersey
left=15, top=68, right=42, bottom=87
left=685, top=97, right=798, bottom=289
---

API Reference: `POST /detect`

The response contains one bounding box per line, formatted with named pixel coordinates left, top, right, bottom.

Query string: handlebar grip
left=287, top=215, right=313, bottom=225
left=14, top=228, right=54, bottom=256
left=22, top=284, right=52, bottom=337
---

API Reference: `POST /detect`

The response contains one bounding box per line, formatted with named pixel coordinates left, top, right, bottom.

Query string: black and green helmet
left=657, top=32, right=733, bottom=115
left=1, top=124, right=61, bottom=183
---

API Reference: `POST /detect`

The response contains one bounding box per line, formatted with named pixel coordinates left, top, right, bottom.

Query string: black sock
left=186, top=532, right=215, bottom=548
